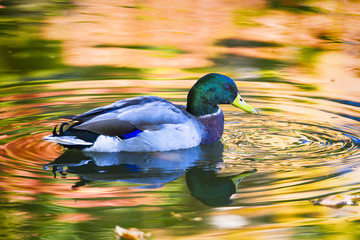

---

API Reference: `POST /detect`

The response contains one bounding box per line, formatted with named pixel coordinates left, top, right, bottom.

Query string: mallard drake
left=44, top=73, right=258, bottom=152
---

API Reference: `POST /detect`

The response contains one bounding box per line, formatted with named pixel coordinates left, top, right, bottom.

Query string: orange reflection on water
left=57, top=213, right=97, bottom=223
left=42, top=0, right=263, bottom=68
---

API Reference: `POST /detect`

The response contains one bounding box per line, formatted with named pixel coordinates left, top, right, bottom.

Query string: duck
left=44, top=73, right=258, bottom=152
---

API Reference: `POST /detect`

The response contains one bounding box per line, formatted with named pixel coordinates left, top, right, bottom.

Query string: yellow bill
left=231, top=93, right=258, bottom=114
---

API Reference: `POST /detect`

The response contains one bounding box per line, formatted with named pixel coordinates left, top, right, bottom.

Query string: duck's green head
left=186, top=73, right=258, bottom=116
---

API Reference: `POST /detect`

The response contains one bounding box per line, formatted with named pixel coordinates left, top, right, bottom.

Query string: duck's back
left=45, top=96, right=205, bottom=152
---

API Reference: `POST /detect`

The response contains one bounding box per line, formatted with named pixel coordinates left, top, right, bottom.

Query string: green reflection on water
left=0, top=180, right=210, bottom=240
left=0, top=0, right=148, bottom=87
left=267, top=0, right=324, bottom=13
left=297, top=46, right=325, bottom=70
left=233, top=9, right=263, bottom=27
left=0, top=0, right=69, bottom=85
left=216, top=38, right=282, bottom=48
left=94, top=44, right=187, bottom=55
left=0, top=38, right=63, bottom=73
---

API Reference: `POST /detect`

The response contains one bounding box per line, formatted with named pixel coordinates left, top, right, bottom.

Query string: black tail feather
left=59, top=122, right=69, bottom=136
left=49, top=121, right=99, bottom=150
left=52, top=122, right=69, bottom=136
left=52, top=125, right=58, bottom=136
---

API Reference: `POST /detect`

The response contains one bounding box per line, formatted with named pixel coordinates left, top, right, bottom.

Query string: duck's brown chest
left=198, top=110, right=224, bottom=145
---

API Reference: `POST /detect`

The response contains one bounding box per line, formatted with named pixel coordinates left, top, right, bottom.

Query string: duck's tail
left=43, top=122, right=94, bottom=148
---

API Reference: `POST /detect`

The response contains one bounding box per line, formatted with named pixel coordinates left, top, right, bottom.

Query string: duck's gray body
left=44, top=96, right=224, bottom=152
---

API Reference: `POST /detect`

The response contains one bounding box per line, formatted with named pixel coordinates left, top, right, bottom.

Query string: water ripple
left=225, top=115, right=359, bottom=156
left=221, top=112, right=360, bottom=206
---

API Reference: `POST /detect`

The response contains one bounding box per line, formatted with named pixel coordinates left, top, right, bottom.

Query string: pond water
left=1, top=0, right=360, bottom=239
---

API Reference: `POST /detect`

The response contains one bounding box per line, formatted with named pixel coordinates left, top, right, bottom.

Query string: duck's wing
left=72, top=96, right=193, bottom=137
left=73, top=96, right=164, bottom=122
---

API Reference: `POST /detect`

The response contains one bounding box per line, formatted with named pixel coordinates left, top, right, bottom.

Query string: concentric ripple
left=223, top=115, right=360, bottom=162
left=220, top=114, right=360, bottom=175
left=220, top=112, right=360, bottom=206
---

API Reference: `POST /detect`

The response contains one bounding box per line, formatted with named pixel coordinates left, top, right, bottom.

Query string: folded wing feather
left=73, top=96, right=192, bottom=137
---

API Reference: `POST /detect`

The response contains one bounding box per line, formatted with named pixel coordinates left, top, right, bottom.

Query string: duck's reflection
left=44, top=142, right=256, bottom=206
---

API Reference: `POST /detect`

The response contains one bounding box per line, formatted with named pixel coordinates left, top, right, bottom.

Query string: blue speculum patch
left=120, top=129, right=142, bottom=139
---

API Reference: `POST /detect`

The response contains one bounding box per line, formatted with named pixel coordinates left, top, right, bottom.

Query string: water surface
left=1, top=0, right=360, bottom=239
